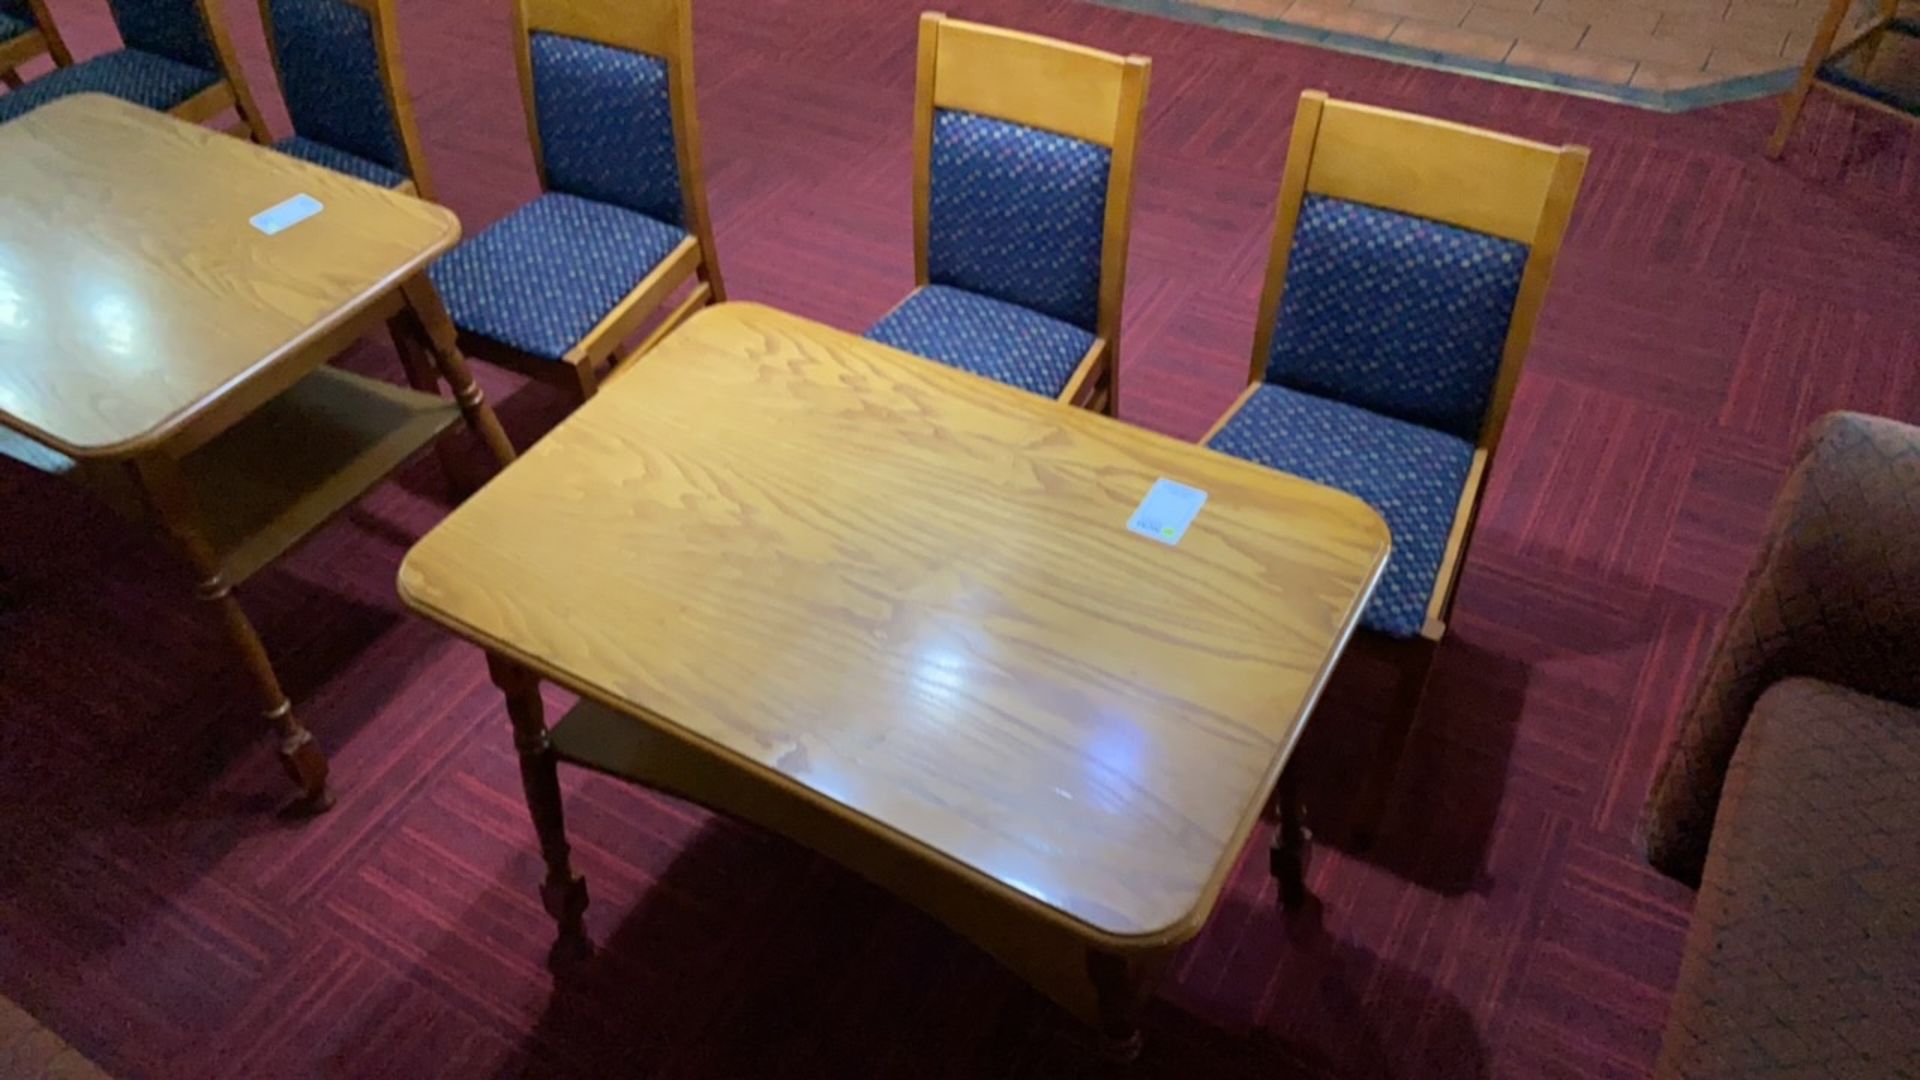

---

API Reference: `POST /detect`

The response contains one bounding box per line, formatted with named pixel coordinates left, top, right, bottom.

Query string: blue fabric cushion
left=529, top=32, right=682, bottom=227
left=865, top=284, right=1095, bottom=398
left=1267, top=194, right=1528, bottom=441
left=927, top=109, right=1110, bottom=331
left=0, top=49, right=218, bottom=123
left=266, top=0, right=406, bottom=177
left=274, top=135, right=406, bottom=187
left=1208, top=384, right=1475, bottom=639
left=428, top=192, right=687, bottom=363
left=106, top=0, right=217, bottom=70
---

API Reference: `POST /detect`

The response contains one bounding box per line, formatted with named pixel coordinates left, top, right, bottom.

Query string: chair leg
left=1769, top=0, right=1854, bottom=159
left=1269, top=767, right=1311, bottom=909
left=1347, top=634, right=1437, bottom=849
left=2, top=69, right=22, bottom=90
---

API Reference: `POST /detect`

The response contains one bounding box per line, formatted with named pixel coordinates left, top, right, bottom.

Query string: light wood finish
left=398, top=302, right=1390, bottom=1042
left=926, top=15, right=1136, bottom=145
left=908, top=14, right=1149, bottom=416
left=0, top=0, right=74, bottom=77
left=484, top=0, right=725, bottom=400
left=0, top=95, right=518, bottom=808
left=1768, top=0, right=1906, bottom=158
left=1224, top=90, right=1586, bottom=847
left=198, top=0, right=272, bottom=143
left=1241, top=89, right=1587, bottom=642
left=75, top=367, right=463, bottom=584
left=0, top=95, right=460, bottom=459
left=256, top=0, right=437, bottom=198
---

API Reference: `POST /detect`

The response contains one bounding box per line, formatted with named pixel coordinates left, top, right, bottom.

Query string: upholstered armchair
left=1642, top=410, right=1920, bottom=1077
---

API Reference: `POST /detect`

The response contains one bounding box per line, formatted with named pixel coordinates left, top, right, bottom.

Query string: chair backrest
left=106, top=0, right=220, bottom=69
left=259, top=0, right=431, bottom=194
left=511, top=0, right=717, bottom=250
left=912, top=14, right=1148, bottom=340
left=1251, top=91, right=1588, bottom=449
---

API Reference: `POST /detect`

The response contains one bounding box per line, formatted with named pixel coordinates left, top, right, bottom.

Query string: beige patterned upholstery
left=1642, top=411, right=1920, bottom=1078
left=1644, top=411, right=1920, bottom=885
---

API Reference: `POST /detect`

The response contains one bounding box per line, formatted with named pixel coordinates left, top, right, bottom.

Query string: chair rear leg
left=1769, top=0, right=1855, bottom=159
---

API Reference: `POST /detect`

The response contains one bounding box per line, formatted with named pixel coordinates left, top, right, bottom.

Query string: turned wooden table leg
left=132, top=456, right=333, bottom=811
left=485, top=652, right=590, bottom=967
left=1271, top=767, right=1311, bottom=910
left=397, top=275, right=517, bottom=470
left=1086, top=951, right=1154, bottom=1063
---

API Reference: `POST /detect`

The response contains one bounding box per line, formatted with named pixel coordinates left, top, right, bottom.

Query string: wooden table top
left=0, top=95, right=459, bottom=460
left=399, top=303, right=1389, bottom=945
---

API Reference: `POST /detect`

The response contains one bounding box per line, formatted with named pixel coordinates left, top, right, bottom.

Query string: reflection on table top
left=399, top=301, right=1390, bottom=945
left=0, top=94, right=458, bottom=460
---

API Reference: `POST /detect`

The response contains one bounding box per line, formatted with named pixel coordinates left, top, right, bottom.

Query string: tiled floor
left=0, top=998, right=110, bottom=1080
left=1116, top=0, right=1875, bottom=104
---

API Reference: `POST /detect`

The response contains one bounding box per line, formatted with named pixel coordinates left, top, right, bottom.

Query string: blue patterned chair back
left=925, top=110, right=1110, bottom=332
left=1, top=0, right=34, bottom=30
left=265, top=0, right=407, bottom=175
left=1265, top=194, right=1528, bottom=441
left=106, top=0, right=218, bottom=70
left=526, top=31, right=683, bottom=227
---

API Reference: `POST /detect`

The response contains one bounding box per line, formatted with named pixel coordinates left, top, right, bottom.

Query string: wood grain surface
left=399, top=302, right=1389, bottom=944
left=0, top=94, right=459, bottom=459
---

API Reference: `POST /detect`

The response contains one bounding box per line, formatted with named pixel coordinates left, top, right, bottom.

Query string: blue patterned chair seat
left=865, top=285, right=1096, bottom=398
left=429, top=192, right=688, bottom=363
left=1, top=8, right=31, bottom=42
left=273, top=135, right=406, bottom=188
left=1208, top=383, right=1475, bottom=639
left=0, top=50, right=218, bottom=123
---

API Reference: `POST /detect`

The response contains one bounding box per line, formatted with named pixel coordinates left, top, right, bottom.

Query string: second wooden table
left=398, top=302, right=1389, bottom=1052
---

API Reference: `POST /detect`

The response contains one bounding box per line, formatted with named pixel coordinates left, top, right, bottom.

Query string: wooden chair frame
left=1768, top=0, right=1909, bottom=158
left=173, top=0, right=274, bottom=143
left=456, top=0, right=727, bottom=402
left=1206, top=90, right=1586, bottom=848
left=0, top=0, right=74, bottom=89
left=909, top=13, right=1149, bottom=416
left=257, top=0, right=436, bottom=198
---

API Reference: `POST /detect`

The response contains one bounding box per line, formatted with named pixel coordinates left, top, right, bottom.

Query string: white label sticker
left=1127, top=478, right=1208, bottom=546
left=250, top=194, right=324, bottom=236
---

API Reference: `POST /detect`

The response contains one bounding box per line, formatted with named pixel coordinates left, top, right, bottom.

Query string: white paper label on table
left=1128, top=478, right=1207, bottom=546
left=250, top=194, right=324, bottom=236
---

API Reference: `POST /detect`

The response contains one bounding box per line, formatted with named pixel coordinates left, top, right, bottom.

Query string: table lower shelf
left=1, top=366, right=461, bottom=585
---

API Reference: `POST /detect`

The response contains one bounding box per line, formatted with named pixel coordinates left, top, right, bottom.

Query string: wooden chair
left=0, top=0, right=73, bottom=89
left=862, top=13, right=1149, bottom=415
left=1203, top=90, right=1587, bottom=853
left=1768, top=0, right=1917, bottom=158
left=426, top=0, right=725, bottom=402
left=258, top=0, right=434, bottom=196
left=0, top=0, right=268, bottom=140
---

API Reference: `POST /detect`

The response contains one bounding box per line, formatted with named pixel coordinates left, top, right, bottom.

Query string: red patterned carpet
left=4, top=0, right=1920, bottom=1077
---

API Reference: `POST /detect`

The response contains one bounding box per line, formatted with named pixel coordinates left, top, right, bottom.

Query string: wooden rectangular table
left=398, top=303, right=1389, bottom=1053
left=0, top=94, right=517, bottom=809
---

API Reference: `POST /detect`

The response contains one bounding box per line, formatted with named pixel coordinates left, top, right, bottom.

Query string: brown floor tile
left=1354, top=0, right=1475, bottom=21
left=1629, top=64, right=1726, bottom=88
left=1465, top=6, right=1589, bottom=47
left=1538, top=0, right=1664, bottom=34
left=1509, top=38, right=1640, bottom=79
left=1581, top=23, right=1715, bottom=65
left=1657, top=12, right=1793, bottom=55
left=1389, top=17, right=1520, bottom=57
left=1706, top=42, right=1798, bottom=71
left=1282, top=0, right=1403, bottom=36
